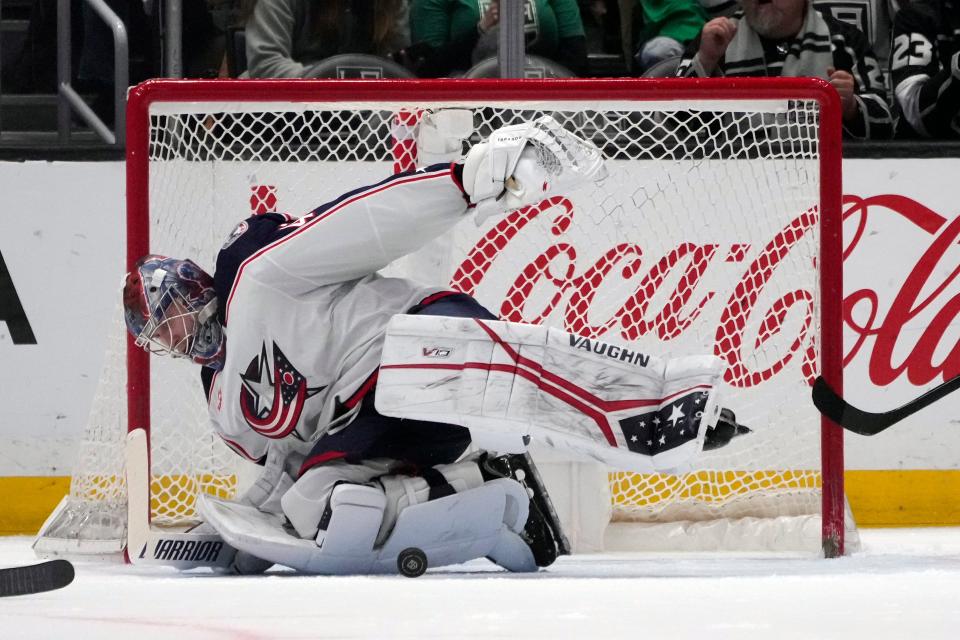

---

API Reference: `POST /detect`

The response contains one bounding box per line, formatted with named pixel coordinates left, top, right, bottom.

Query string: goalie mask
left=123, top=255, right=225, bottom=369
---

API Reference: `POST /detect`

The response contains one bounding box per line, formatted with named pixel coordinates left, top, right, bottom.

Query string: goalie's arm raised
left=243, top=165, right=472, bottom=293
left=242, top=116, right=608, bottom=294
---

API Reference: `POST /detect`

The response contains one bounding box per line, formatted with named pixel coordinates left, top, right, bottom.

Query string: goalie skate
left=480, top=452, right=571, bottom=567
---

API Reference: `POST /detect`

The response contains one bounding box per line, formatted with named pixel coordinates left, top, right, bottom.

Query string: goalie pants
left=299, top=291, right=496, bottom=477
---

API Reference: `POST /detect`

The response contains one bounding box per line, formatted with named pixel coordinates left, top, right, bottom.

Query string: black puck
left=397, top=547, right=427, bottom=578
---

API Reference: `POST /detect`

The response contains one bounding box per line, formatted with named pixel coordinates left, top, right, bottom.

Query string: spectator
left=579, top=0, right=622, bottom=58
left=578, top=1, right=705, bottom=74
left=678, top=0, right=894, bottom=139
left=410, top=0, right=588, bottom=77
left=244, top=0, right=411, bottom=78
left=698, top=0, right=738, bottom=18
left=183, top=0, right=236, bottom=78
left=619, top=0, right=707, bottom=73
left=890, top=0, right=960, bottom=138
left=813, top=0, right=893, bottom=66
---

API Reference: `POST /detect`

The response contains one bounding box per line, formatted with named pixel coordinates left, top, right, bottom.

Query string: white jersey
left=201, top=164, right=471, bottom=462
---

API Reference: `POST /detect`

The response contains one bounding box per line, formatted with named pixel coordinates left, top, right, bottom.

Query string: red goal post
left=42, top=77, right=848, bottom=560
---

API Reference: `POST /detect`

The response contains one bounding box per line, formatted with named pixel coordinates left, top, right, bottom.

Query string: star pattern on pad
left=666, top=404, right=685, bottom=428
left=618, top=390, right=711, bottom=456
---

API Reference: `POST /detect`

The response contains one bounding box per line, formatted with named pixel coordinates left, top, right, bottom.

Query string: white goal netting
left=35, top=79, right=851, bottom=558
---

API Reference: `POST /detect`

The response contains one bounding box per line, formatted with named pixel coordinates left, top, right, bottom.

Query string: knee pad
left=377, top=460, right=484, bottom=545
left=314, top=483, right=389, bottom=559
left=281, top=459, right=392, bottom=539
left=314, top=477, right=534, bottom=574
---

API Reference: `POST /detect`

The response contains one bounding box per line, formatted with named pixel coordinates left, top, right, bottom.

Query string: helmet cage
left=134, top=286, right=206, bottom=359
left=124, top=256, right=219, bottom=364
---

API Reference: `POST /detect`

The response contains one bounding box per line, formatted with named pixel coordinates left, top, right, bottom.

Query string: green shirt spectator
left=627, top=0, right=706, bottom=72
left=634, top=0, right=705, bottom=47
left=411, top=0, right=587, bottom=76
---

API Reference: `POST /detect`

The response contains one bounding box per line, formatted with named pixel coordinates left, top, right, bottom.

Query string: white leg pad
left=281, top=459, right=392, bottom=540
left=486, top=530, right=538, bottom=573
left=378, top=479, right=534, bottom=573
left=317, top=484, right=387, bottom=559
left=199, top=478, right=534, bottom=574
left=377, top=460, right=485, bottom=545
left=376, top=314, right=725, bottom=474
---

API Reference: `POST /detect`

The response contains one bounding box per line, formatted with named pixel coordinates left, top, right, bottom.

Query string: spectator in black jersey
left=890, top=0, right=960, bottom=138
left=677, top=0, right=894, bottom=139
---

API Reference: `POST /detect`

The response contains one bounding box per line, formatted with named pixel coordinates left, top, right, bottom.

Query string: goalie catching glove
left=462, top=115, right=608, bottom=219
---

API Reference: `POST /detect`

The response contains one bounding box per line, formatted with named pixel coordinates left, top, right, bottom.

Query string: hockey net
left=35, top=78, right=852, bottom=559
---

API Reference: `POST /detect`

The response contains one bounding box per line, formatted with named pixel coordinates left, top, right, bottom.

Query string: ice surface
left=2, top=529, right=960, bottom=639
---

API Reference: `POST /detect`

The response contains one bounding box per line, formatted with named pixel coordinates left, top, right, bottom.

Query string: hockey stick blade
left=812, top=374, right=960, bottom=436
left=0, top=559, right=74, bottom=597
left=126, top=428, right=238, bottom=570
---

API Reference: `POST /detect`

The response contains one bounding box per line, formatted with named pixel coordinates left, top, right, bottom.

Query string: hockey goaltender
left=122, top=115, right=750, bottom=576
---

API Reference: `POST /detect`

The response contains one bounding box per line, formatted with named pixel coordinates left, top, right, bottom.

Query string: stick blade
left=811, top=376, right=847, bottom=425
left=125, top=428, right=150, bottom=563
left=812, top=376, right=888, bottom=436
left=0, top=559, right=74, bottom=597
left=813, top=374, right=960, bottom=437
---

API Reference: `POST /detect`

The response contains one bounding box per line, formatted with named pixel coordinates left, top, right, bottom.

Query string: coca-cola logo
left=451, top=196, right=819, bottom=388
left=451, top=194, right=960, bottom=390
left=246, top=180, right=958, bottom=392
left=841, top=195, right=960, bottom=387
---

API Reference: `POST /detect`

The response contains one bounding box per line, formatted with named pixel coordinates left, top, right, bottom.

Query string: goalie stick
left=0, top=560, right=74, bottom=597
left=125, top=428, right=239, bottom=570
left=811, top=374, right=960, bottom=436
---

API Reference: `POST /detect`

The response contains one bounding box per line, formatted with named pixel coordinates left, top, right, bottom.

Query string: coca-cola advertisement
left=841, top=160, right=960, bottom=468
left=1, top=157, right=959, bottom=483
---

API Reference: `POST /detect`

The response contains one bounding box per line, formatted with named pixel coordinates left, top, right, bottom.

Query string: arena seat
left=307, top=54, right=416, bottom=79
left=463, top=55, right=575, bottom=79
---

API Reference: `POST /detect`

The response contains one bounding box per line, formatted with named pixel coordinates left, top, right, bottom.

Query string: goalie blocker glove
left=703, top=408, right=752, bottom=451
left=462, top=115, right=608, bottom=219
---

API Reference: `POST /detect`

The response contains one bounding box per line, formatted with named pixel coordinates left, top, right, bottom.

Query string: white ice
left=2, top=529, right=960, bottom=639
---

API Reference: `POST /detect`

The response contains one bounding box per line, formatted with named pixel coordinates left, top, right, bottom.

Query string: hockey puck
left=397, top=547, right=427, bottom=578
